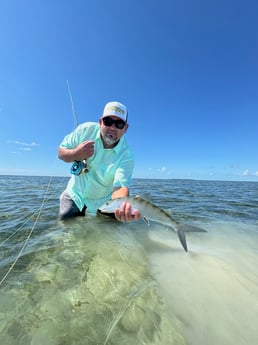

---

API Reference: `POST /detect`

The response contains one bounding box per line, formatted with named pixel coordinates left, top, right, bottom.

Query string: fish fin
left=178, top=229, right=188, bottom=252
left=143, top=217, right=150, bottom=226
left=135, top=193, right=152, bottom=202
left=181, top=224, right=207, bottom=233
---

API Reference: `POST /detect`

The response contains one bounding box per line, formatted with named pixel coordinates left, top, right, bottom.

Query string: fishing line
left=0, top=179, right=53, bottom=248
left=1, top=83, right=78, bottom=285
left=0, top=176, right=53, bottom=286
left=102, top=280, right=157, bottom=345
left=0, top=213, right=36, bottom=247
left=1, top=83, right=78, bottom=247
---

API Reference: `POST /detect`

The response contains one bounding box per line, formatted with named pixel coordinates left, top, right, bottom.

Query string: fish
left=99, top=195, right=207, bottom=252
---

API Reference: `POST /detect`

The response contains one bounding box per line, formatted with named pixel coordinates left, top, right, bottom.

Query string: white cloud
left=7, top=140, right=39, bottom=147
left=241, top=169, right=258, bottom=178
left=158, top=166, right=167, bottom=172
left=7, top=140, right=39, bottom=154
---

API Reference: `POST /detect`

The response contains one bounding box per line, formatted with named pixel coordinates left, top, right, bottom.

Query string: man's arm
left=58, top=147, right=79, bottom=162
left=58, top=141, right=95, bottom=162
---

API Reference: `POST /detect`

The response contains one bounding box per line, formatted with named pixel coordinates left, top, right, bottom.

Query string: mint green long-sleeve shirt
left=59, top=122, right=134, bottom=214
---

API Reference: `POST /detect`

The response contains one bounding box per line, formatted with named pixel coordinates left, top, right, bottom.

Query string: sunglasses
left=102, top=117, right=126, bottom=129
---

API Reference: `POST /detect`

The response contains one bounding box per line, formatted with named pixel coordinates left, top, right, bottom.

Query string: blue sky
left=0, top=0, right=257, bottom=181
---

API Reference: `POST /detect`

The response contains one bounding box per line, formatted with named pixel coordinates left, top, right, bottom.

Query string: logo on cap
left=105, top=105, right=125, bottom=115
left=103, top=101, right=128, bottom=121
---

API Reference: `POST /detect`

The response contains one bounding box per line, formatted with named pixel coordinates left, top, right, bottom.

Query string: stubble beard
left=102, top=134, right=118, bottom=147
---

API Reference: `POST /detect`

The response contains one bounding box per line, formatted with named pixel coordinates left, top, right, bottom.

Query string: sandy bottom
left=0, top=217, right=258, bottom=345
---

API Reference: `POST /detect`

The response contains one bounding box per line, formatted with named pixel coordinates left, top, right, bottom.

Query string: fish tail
left=177, top=229, right=188, bottom=252
left=176, top=223, right=207, bottom=251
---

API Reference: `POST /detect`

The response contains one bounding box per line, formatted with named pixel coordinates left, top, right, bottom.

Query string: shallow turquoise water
left=0, top=176, right=258, bottom=345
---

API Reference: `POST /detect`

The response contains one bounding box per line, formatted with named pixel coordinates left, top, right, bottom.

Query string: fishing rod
left=66, top=80, right=88, bottom=175
left=66, top=80, right=78, bottom=129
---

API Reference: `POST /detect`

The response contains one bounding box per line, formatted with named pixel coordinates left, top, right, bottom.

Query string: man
left=58, top=101, right=141, bottom=222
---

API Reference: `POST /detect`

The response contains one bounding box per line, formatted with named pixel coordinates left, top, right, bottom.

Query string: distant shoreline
left=0, top=174, right=257, bottom=183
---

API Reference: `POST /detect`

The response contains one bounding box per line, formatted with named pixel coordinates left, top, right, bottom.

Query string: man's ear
left=124, top=123, right=129, bottom=133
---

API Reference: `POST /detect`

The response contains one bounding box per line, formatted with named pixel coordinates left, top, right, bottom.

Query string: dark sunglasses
left=102, top=116, right=126, bottom=129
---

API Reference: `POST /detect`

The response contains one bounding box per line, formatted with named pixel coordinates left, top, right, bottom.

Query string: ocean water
left=0, top=175, right=258, bottom=345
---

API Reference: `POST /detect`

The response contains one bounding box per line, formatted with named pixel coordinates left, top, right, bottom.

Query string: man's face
left=99, top=116, right=128, bottom=147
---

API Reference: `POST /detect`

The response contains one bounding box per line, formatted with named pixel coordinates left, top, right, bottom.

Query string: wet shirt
left=59, top=122, right=134, bottom=213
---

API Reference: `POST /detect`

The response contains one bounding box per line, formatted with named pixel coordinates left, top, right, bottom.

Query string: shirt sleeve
left=59, top=127, right=82, bottom=149
left=59, top=123, right=97, bottom=149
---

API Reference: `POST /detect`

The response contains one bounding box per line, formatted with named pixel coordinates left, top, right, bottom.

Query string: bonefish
left=99, top=195, right=207, bottom=252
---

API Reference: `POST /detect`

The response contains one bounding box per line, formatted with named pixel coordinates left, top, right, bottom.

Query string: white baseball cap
left=102, top=101, right=128, bottom=122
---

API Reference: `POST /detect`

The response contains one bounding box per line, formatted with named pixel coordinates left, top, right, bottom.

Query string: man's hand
left=58, top=140, right=95, bottom=163
left=75, top=140, right=95, bottom=160
left=114, top=201, right=141, bottom=222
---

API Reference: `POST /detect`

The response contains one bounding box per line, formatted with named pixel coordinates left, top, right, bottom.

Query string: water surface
left=0, top=176, right=258, bottom=345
